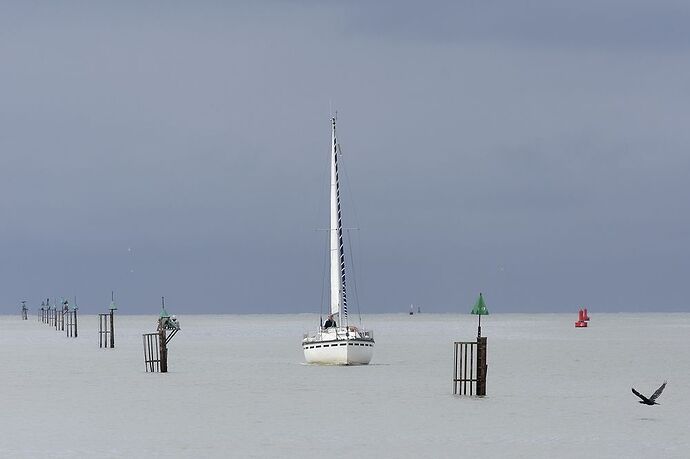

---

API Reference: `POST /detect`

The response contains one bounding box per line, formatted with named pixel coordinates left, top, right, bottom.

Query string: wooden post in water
left=109, top=292, right=116, bottom=348
left=143, top=297, right=180, bottom=373
left=476, top=337, right=487, bottom=396
left=453, top=337, right=488, bottom=396
left=158, top=296, right=168, bottom=372
left=158, top=323, right=168, bottom=373
left=142, top=297, right=179, bottom=373
left=110, top=308, right=115, bottom=348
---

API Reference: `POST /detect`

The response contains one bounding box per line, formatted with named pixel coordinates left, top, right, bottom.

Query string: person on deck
left=323, top=314, right=337, bottom=329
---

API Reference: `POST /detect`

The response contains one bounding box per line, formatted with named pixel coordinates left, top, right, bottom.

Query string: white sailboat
left=302, top=116, right=374, bottom=365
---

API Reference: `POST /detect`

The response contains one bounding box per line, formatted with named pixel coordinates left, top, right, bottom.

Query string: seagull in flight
left=632, top=381, right=667, bottom=405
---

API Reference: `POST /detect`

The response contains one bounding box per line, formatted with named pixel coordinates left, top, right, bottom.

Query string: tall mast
left=329, top=117, right=348, bottom=323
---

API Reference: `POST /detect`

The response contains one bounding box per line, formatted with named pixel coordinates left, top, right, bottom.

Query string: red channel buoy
left=575, top=308, right=588, bottom=328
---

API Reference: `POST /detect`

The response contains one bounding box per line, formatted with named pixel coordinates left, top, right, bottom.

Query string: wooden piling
left=453, top=337, right=488, bottom=396
left=159, top=327, right=168, bottom=373
left=110, top=308, right=115, bottom=348
left=476, top=337, right=487, bottom=396
left=142, top=299, right=179, bottom=373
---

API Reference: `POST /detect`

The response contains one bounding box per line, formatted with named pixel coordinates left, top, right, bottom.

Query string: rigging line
left=337, top=139, right=363, bottom=327
left=345, top=228, right=363, bottom=327
left=334, top=141, right=349, bottom=325
left=337, top=141, right=360, bottom=327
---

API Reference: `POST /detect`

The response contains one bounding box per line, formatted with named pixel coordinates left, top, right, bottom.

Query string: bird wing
left=650, top=381, right=667, bottom=401
left=632, top=387, right=650, bottom=403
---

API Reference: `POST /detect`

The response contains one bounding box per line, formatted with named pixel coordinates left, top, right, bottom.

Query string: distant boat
left=302, top=116, right=374, bottom=365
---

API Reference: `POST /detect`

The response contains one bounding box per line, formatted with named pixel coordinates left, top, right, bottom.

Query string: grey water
left=2, top=313, right=689, bottom=458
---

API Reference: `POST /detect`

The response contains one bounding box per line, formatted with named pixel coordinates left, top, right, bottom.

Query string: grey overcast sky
left=1, top=1, right=689, bottom=314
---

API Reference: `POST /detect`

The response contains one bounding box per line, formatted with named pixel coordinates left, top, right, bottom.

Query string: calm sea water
left=2, top=313, right=689, bottom=458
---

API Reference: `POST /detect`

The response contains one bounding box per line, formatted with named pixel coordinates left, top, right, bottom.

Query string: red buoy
left=575, top=308, right=588, bottom=327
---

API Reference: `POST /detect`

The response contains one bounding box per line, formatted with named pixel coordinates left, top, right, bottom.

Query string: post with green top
left=454, top=293, right=489, bottom=396
left=471, top=292, right=489, bottom=338
left=143, top=297, right=180, bottom=373
left=110, top=292, right=117, bottom=348
left=99, top=292, right=118, bottom=348
left=471, top=293, right=489, bottom=396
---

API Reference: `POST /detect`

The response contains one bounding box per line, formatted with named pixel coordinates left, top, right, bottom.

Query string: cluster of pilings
left=35, top=298, right=78, bottom=337
left=23, top=294, right=181, bottom=373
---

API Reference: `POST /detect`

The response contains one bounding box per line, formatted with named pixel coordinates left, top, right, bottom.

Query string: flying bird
left=632, top=381, right=667, bottom=405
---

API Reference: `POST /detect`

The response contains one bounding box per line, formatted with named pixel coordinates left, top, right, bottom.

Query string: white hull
left=303, top=339, right=374, bottom=365
left=302, top=327, right=374, bottom=365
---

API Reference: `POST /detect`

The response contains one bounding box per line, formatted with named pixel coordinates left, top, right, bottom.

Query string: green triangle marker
left=471, top=293, right=489, bottom=338
left=471, top=293, right=489, bottom=315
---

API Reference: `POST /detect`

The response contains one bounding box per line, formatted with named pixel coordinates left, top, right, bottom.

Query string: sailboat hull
left=303, top=339, right=374, bottom=365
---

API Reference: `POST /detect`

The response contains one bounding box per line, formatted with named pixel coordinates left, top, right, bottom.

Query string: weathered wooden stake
left=109, top=292, right=117, bottom=348
left=159, top=326, right=168, bottom=373
left=110, top=308, right=115, bottom=348
left=476, top=337, right=487, bottom=396
left=453, top=337, right=488, bottom=396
